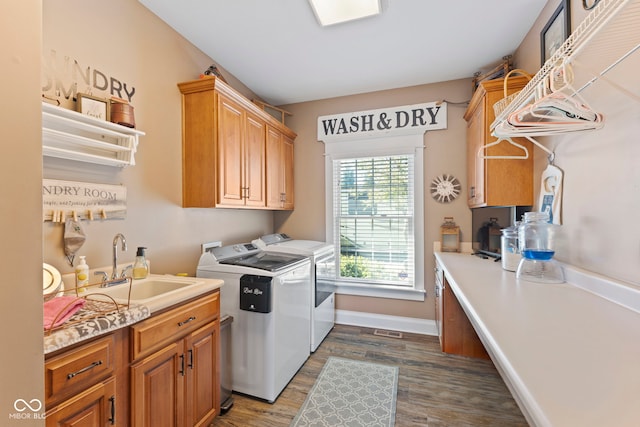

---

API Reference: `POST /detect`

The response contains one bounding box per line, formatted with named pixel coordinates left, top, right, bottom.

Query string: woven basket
left=493, top=69, right=532, bottom=118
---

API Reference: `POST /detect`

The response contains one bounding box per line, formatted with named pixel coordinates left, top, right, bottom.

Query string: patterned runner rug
left=290, top=357, right=399, bottom=427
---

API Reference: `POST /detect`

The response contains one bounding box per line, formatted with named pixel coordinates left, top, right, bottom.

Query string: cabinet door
left=464, top=76, right=533, bottom=208
left=181, top=87, right=216, bottom=207
left=466, top=103, right=485, bottom=207
left=265, top=126, right=283, bottom=208
left=46, top=377, right=116, bottom=427
left=245, top=113, right=266, bottom=207
left=131, top=342, right=185, bottom=427
left=184, top=322, right=219, bottom=427
left=265, top=127, right=295, bottom=210
left=434, top=264, right=444, bottom=348
left=281, top=134, right=295, bottom=210
left=442, top=281, right=489, bottom=359
left=217, top=94, right=245, bottom=206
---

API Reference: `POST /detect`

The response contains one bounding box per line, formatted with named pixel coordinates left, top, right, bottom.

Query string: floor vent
left=373, top=329, right=403, bottom=339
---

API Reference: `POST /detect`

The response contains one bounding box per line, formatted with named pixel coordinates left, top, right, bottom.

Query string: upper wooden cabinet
left=266, top=125, right=294, bottom=210
left=178, top=77, right=296, bottom=210
left=464, top=76, right=533, bottom=208
left=216, top=94, right=266, bottom=207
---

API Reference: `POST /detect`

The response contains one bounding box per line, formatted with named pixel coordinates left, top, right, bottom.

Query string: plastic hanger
left=478, top=135, right=529, bottom=160
left=497, top=61, right=604, bottom=136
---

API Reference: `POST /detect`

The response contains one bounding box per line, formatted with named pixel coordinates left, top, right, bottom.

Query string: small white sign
left=42, top=179, right=127, bottom=221
left=318, top=101, right=447, bottom=142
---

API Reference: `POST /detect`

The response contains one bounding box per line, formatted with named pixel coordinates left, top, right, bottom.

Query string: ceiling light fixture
left=308, top=0, right=381, bottom=27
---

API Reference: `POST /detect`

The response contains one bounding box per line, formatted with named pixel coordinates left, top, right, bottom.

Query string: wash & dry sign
left=317, top=101, right=447, bottom=141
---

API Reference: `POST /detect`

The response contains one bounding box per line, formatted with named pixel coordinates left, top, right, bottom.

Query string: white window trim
left=324, top=135, right=425, bottom=301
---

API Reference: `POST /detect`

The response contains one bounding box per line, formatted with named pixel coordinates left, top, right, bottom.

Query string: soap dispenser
left=133, top=247, right=149, bottom=279
left=75, top=255, right=89, bottom=292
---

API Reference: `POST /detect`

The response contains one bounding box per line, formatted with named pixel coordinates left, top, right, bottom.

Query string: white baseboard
left=335, top=309, right=438, bottom=336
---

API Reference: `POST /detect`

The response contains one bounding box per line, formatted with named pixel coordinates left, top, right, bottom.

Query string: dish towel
left=43, top=296, right=86, bottom=330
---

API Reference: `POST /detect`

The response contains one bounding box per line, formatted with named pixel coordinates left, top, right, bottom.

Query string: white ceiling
left=138, top=0, right=548, bottom=106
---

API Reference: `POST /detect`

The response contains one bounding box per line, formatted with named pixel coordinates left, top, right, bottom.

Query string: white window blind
left=333, top=154, right=415, bottom=287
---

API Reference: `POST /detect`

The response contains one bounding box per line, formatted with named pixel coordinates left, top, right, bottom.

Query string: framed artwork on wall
left=582, top=0, right=601, bottom=10
left=76, top=93, right=110, bottom=121
left=540, top=0, right=571, bottom=66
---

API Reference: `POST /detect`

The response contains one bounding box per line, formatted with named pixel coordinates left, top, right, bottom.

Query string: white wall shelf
left=491, top=0, right=640, bottom=132
left=42, top=102, right=145, bottom=167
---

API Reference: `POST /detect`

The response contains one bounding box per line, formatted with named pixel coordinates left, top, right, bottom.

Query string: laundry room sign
left=42, top=179, right=127, bottom=222
left=317, top=101, right=447, bottom=141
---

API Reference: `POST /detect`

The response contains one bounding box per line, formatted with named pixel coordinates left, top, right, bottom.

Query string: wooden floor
left=213, top=324, right=528, bottom=427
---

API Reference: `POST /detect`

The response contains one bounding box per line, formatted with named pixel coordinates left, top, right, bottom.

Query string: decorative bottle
left=516, top=212, right=564, bottom=283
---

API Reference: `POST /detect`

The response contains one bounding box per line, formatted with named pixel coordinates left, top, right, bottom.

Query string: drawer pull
left=109, top=396, right=116, bottom=425
left=67, top=360, right=103, bottom=379
left=177, top=316, right=196, bottom=326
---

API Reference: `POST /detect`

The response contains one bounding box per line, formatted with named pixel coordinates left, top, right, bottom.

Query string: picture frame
left=540, top=0, right=571, bottom=67
left=76, top=93, right=110, bottom=121
left=582, top=0, right=601, bottom=10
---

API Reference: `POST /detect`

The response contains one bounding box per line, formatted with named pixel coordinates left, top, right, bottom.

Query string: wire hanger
left=478, top=136, right=529, bottom=160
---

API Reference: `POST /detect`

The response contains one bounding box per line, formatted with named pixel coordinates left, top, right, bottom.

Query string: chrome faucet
left=112, top=233, right=127, bottom=280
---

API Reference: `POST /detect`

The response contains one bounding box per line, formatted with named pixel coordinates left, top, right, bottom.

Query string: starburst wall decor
left=430, top=174, right=461, bottom=203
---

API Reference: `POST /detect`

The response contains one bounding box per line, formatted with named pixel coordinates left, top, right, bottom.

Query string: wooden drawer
left=131, top=291, right=219, bottom=360
left=46, top=377, right=116, bottom=427
left=45, top=334, right=115, bottom=406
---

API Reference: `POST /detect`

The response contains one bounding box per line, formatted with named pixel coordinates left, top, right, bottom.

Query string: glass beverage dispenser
left=516, top=212, right=565, bottom=283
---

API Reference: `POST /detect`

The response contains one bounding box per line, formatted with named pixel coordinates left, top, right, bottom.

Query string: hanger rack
left=479, top=134, right=555, bottom=162
left=478, top=136, right=529, bottom=160
left=491, top=0, right=640, bottom=133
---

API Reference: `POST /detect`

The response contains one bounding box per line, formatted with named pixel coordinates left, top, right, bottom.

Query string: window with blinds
left=333, top=154, right=415, bottom=287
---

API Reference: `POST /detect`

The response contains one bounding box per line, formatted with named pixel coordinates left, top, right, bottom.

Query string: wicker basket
left=493, top=69, right=532, bottom=118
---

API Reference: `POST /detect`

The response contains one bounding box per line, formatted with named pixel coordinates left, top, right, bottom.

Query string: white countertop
left=435, top=252, right=640, bottom=427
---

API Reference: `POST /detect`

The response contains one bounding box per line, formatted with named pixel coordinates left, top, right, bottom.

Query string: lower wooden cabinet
left=131, top=321, right=219, bottom=427
left=45, top=333, right=121, bottom=426
left=45, top=290, right=221, bottom=427
left=184, top=322, right=219, bottom=427
left=442, top=283, right=489, bottom=359
left=131, top=342, right=184, bottom=426
left=46, top=377, right=116, bottom=427
left=130, top=291, right=220, bottom=427
left=435, top=259, right=489, bottom=359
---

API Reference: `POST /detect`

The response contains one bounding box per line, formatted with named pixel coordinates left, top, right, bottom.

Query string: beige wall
left=41, top=0, right=277, bottom=277
left=277, top=80, right=472, bottom=319
left=276, top=0, right=640, bottom=319
left=520, top=0, right=640, bottom=284
left=1, top=1, right=45, bottom=424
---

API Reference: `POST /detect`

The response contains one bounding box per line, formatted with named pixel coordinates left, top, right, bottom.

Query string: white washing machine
left=196, top=242, right=311, bottom=403
left=253, top=233, right=335, bottom=352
